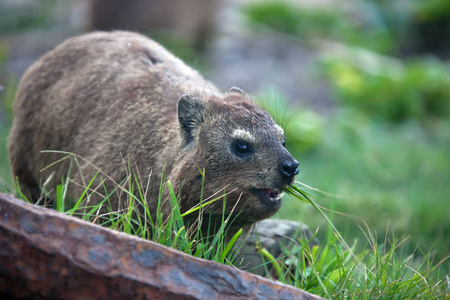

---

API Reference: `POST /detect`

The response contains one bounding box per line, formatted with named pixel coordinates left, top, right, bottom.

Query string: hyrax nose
left=280, top=159, right=299, bottom=184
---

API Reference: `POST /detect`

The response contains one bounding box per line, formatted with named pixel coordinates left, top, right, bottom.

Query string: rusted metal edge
left=0, top=193, right=325, bottom=299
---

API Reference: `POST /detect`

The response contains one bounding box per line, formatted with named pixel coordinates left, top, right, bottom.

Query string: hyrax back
left=9, top=31, right=299, bottom=233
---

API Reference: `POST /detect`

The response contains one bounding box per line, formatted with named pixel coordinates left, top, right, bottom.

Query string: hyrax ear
left=177, top=94, right=205, bottom=146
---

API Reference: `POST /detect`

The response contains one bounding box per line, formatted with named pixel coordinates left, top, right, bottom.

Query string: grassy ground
left=278, top=110, right=450, bottom=274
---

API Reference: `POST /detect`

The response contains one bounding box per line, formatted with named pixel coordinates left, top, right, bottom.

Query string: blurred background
left=0, top=0, right=448, bottom=273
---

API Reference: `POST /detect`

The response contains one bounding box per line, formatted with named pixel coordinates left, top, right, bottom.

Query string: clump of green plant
left=5, top=151, right=449, bottom=298
left=242, top=0, right=450, bottom=57
left=8, top=152, right=244, bottom=266
left=242, top=0, right=395, bottom=54
left=321, top=47, right=450, bottom=122
left=277, top=184, right=449, bottom=299
left=275, top=228, right=447, bottom=298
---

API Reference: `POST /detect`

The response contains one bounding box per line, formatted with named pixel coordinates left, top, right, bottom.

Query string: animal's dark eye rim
left=232, top=140, right=253, bottom=156
left=282, top=138, right=286, bottom=147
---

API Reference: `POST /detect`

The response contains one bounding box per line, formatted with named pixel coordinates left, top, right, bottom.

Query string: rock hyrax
left=8, top=31, right=299, bottom=234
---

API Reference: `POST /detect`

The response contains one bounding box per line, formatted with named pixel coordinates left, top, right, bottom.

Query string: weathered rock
left=239, top=219, right=319, bottom=277
left=0, top=193, right=324, bottom=299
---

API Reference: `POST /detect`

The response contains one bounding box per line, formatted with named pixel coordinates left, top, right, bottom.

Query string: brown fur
left=8, top=31, right=298, bottom=235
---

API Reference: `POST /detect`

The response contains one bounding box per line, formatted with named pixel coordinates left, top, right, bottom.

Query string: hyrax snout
left=8, top=31, right=299, bottom=234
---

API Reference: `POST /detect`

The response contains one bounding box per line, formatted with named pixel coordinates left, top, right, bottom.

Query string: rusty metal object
left=0, top=193, right=324, bottom=299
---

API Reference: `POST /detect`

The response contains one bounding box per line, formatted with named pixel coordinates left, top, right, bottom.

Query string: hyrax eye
left=233, top=140, right=253, bottom=156
left=282, top=139, right=286, bottom=147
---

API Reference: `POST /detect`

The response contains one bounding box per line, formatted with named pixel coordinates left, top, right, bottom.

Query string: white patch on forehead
left=274, top=124, right=284, bottom=136
left=232, top=128, right=255, bottom=142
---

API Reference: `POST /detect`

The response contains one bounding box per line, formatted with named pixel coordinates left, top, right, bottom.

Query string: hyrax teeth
left=268, top=189, right=285, bottom=202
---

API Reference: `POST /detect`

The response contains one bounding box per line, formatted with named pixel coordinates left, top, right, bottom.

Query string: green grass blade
left=55, top=184, right=64, bottom=212
left=167, top=180, right=184, bottom=231
left=219, top=228, right=242, bottom=263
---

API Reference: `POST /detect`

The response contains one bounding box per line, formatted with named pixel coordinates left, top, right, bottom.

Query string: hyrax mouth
left=264, top=188, right=285, bottom=202
left=252, top=188, right=285, bottom=210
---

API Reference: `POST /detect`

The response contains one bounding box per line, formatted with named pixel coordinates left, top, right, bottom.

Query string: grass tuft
left=1, top=152, right=448, bottom=298
left=283, top=182, right=449, bottom=299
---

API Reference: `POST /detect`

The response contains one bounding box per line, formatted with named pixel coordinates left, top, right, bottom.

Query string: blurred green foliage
left=243, top=0, right=450, bottom=56
left=417, top=0, right=450, bottom=21
left=243, top=0, right=395, bottom=54
left=256, top=87, right=324, bottom=154
left=148, top=32, right=208, bottom=74
left=321, top=49, right=450, bottom=122
left=0, top=0, right=57, bottom=34
left=244, top=0, right=450, bottom=123
left=0, top=46, right=15, bottom=183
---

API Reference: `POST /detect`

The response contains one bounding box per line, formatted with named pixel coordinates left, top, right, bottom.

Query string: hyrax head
left=177, top=88, right=299, bottom=227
